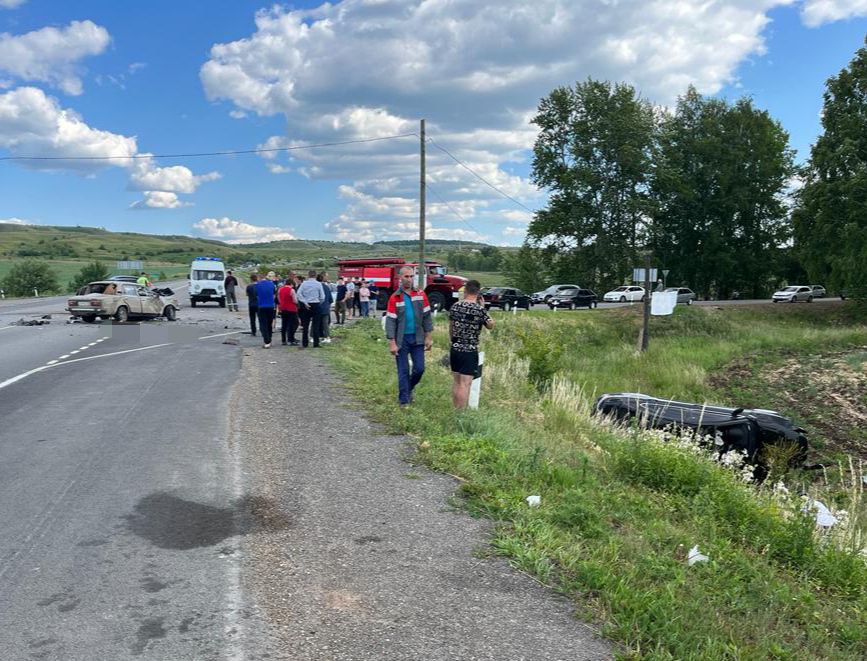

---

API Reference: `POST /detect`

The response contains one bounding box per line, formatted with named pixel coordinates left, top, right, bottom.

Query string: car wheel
left=163, top=305, right=177, bottom=321
left=81, top=314, right=96, bottom=323
left=789, top=297, right=796, bottom=303
left=569, top=302, right=576, bottom=310
left=115, top=305, right=129, bottom=323
left=219, top=297, right=226, bottom=308
left=807, top=296, right=813, bottom=303
left=428, top=290, right=447, bottom=310
left=548, top=304, right=554, bottom=310
left=619, top=296, right=626, bottom=302
left=190, top=299, right=197, bottom=308
left=503, top=302, right=511, bottom=312
left=686, top=299, right=692, bottom=305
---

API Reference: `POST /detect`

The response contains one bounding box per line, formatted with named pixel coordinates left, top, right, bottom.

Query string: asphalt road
left=0, top=285, right=277, bottom=660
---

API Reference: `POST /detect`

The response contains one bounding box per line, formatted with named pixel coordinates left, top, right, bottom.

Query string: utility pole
left=638, top=251, right=651, bottom=352
left=418, top=118, right=427, bottom=290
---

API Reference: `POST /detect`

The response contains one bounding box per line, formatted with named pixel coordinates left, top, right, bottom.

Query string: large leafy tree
left=69, top=261, right=110, bottom=292
left=651, top=88, right=794, bottom=298
left=0, top=259, right=60, bottom=297
left=793, top=40, right=867, bottom=293
left=528, top=79, right=656, bottom=292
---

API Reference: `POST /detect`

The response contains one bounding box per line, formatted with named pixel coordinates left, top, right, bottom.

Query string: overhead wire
left=0, top=132, right=419, bottom=162
left=425, top=136, right=538, bottom=216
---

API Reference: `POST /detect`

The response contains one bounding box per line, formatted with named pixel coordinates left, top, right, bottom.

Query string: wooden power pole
left=639, top=251, right=652, bottom=352
left=418, top=118, right=427, bottom=290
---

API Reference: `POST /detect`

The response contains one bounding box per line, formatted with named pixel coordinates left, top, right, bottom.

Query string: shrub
left=516, top=327, right=563, bottom=389
left=68, top=261, right=109, bottom=292
left=0, top=259, right=60, bottom=296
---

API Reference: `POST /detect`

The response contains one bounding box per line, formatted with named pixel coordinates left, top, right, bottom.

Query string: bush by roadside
left=0, top=259, right=59, bottom=297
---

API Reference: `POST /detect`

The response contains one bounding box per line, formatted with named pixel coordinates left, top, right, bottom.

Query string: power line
left=426, top=137, right=538, bottom=216
left=0, top=133, right=419, bottom=162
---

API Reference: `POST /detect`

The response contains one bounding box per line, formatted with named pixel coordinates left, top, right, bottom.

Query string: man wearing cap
left=224, top=270, right=239, bottom=311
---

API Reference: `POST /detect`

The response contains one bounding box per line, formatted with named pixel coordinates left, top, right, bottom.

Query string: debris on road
left=14, top=317, right=50, bottom=326
left=222, top=338, right=240, bottom=345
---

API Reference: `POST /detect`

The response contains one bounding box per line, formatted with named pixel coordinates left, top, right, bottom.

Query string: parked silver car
left=531, top=284, right=581, bottom=304
left=664, top=287, right=696, bottom=305
left=810, top=284, right=826, bottom=298
left=772, top=285, right=813, bottom=303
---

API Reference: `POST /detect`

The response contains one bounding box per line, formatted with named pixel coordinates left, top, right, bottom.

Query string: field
left=328, top=303, right=867, bottom=659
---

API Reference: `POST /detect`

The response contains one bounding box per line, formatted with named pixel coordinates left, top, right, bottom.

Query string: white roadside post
left=33, top=289, right=39, bottom=297
left=468, top=351, right=485, bottom=409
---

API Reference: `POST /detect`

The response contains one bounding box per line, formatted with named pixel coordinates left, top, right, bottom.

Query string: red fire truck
left=336, top=257, right=467, bottom=310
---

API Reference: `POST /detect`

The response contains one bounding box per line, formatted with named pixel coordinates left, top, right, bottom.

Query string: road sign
left=632, top=268, right=657, bottom=283
left=662, top=269, right=670, bottom=278
left=117, top=260, right=143, bottom=270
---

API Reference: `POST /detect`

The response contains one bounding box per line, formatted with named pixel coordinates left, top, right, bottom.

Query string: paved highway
left=0, top=284, right=282, bottom=659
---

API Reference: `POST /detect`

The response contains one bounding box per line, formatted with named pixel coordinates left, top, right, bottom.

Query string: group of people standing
left=243, top=270, right=335, bottom=349
left=230, top=266, right=493, bottom=410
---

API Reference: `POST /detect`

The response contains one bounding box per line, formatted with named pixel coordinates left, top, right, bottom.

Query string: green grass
left=326, top=304, right=867, bottom=660
left=0, top=259, right=189, bottom=295
left=452, top=270, right=508, bottom=287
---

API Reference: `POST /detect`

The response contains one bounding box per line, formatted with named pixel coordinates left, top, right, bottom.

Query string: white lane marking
left=78, top=346, right=89, bottom=350
left=0, top=326, right=16, bottom=331
left=58, top=354, right=70, bottom=360
left=46, top=360, right=58, bottom=365
left=70, top=350, right=79, bottom=355
left=0, top=343, right=173, bottom=392
left=87, top=342, right=97, bottom=347
left=198, top=330, right=244, bottom=340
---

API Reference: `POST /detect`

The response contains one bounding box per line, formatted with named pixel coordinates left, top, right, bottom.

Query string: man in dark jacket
left=224, top=270, right=239, bottom=311
left=317, top=272, right=333, bottom=344
left=245, top=273, right=258, bottom=336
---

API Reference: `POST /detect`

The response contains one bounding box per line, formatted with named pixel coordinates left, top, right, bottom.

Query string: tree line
left=509, top=39, right=867, bottom=300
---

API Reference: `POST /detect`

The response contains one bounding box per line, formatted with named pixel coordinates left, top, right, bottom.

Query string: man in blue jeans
left=385, top=266, right=433, bottom=406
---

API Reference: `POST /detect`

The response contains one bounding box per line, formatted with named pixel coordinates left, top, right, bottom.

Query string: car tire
left=548, top=304, right=554, bottom=310
left=686, top=299, right=692, bottom=305
left=789, top=297, right=796, bottom=303
left=569, top=303, right=576, bottom=310
left=503, top=302, right=511, bottom=312
left=81, top=314, right=97, bottom=323
left=619, top=296, right=626, bottom=302
left=190, top=299, right=197, bottom=308
left=428, top=290, right=447, bottom=310
left=807, top=296, right=813, bottom=303
left=219, top=297, right=226, bottom=308
left=115, top=306, right=129, bottom=323
left=163, top=305, right=177, bottom=321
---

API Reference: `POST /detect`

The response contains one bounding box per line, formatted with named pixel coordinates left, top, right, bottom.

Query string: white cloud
left=0, top=216, right=33, bottom=224
left=192, top=217, right=296, bottom=244
left=129, top=156, right=221, bottom=193
left=503, top=226, right=527, bottom=237
left=0, top=0, right=27, bottom=9
left=130, top=191, right=191, bottom=210
left=0, top=20, right=111, bottom=95
left=801, top=0, right=867, bottom=25
left=204, top=1, right=806, bottom=241
left=0, top=86, right=219, bottom=205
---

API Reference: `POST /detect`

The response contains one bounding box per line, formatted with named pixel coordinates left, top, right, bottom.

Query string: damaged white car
left=67, top=281, right=179, bottom=323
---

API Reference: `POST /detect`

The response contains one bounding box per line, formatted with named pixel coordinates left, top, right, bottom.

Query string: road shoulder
left=232, top=342, right=610, bottom=660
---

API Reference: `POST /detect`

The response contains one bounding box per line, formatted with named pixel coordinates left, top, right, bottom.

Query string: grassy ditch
left=327, top=305, right=867, bottom=660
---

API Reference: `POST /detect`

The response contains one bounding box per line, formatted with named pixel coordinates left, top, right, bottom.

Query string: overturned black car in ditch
left=593, top=393, right=809, bottom=471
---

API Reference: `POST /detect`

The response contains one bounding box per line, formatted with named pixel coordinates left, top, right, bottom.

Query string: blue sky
left=0, top=0, right=866, bottom=246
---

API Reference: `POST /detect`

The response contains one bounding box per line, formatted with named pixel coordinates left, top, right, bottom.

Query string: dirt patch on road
left=711, top=347, right=867, bottom=460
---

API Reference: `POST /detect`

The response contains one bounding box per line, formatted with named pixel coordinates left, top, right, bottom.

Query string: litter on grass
left=526, top=495, right=541, bottom=507
left=687, top=545, right=709, bottom=566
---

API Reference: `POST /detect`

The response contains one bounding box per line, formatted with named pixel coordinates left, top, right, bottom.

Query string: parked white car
left=810, top=284, right=826, bottom=298
left=772, top=285, right=813, bottom=303
left=603, top=286, right=646, bottom=302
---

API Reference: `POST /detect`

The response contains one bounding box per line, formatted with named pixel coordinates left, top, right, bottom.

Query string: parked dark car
left=592, top=393, right=808, bottom=473
left=481, top=287, right=531, bottom=311
left=549, top=287, right=598, bottom=309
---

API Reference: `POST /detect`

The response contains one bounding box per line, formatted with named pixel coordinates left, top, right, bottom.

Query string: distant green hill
left=0, top=224, right=511, bottom=267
